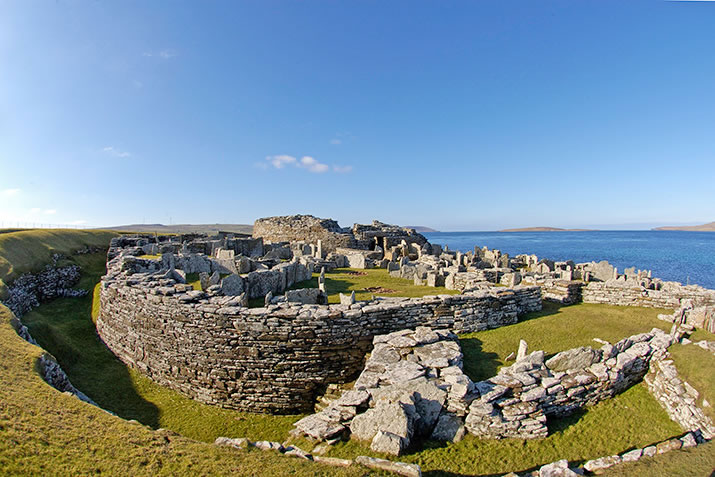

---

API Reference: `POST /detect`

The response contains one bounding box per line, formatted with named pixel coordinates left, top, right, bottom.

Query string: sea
left=423, top=231, right=715, bottom=290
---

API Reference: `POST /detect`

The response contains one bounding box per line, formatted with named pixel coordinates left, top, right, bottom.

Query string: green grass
left=0, top=229, right=117, bottom=299
left=601, top=441, right=715, bottom=477
left=136, top=254, right=162, bottom=260
left=303, top=267, right=459, bottom=302
left=0, top=307, right=364, bottom=476
left=459, top=302, right=672, bottom=382
left=248, top=267, right=460, bottom=307
left=669, top=343, right=715, bottom=424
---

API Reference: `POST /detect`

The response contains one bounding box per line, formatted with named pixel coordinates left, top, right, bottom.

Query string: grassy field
left=295, top=267, right=459, bottom=303
left=0, top=228, right=117, bottom=299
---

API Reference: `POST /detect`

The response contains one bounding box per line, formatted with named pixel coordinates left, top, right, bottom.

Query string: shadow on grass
left=20, top=253, right=161, bottom=428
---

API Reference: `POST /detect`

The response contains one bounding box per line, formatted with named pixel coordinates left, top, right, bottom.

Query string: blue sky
left=1, top=1, right=714, bottom=231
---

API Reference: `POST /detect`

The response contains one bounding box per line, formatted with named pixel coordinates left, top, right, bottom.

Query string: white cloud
left=266, top=155, right=297, bottom=169
left=2, top=188, right=21, bottom=196
left=298, top=156, right=329, bottom=173
left=30, top=208, right=42, bottom=214
left=103, top=146, right=131, bottom=158
left=333, top=165, right=353, bottom=173
left=264, top=154, right=351, bottom=174
left=69, top=220, right=87, bottom=225
left=43, top=209, right=57, bottom=215
left=330, top=138, right=342, bottom=145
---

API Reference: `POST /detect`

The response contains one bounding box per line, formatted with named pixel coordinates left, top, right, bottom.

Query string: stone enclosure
left=96, top=215, right=715, bottom=424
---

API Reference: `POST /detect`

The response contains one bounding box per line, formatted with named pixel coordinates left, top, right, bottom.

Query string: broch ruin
left=6, top=214, right=714, bottom=475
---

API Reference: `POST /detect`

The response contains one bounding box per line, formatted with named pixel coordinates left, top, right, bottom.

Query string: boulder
left=546, top=347, right=600, bottom=372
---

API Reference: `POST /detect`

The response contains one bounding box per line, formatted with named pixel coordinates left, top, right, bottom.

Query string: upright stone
left=517, top=340, right=528, bottom=361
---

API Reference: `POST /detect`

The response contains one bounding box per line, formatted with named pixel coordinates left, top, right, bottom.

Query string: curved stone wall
left=97, top=277, right=541, bottom=413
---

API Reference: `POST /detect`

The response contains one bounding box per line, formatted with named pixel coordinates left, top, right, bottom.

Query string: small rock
left=621, top=448, right=642, bottom=462
left=584, top=455, right=621, bottom=472
left=680, top=432, right=697, bottom=448
left=355, top=455, right=422, bottom=477
left=539, top=459, right=580, bottom=477
left=313, top=456, right=353, bottom=467
left=642, top=445, right=657, bottom=457
left=214, top=436, right=249, bottom=449
left=253, top=440, right=284, bottom=452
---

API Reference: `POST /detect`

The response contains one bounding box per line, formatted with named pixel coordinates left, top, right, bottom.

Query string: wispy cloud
left=333, top=165, right=353, bottom=173
left=263, top=155, right=351, bottom=174
left=43, top=209, right=57, bottom=215
left=103, top=146, right=131, bottom=158
left=143, top=49, right=178, bottom=59
left=268, top=155, right=297, bottom=169
left=132, top=79, right=144, bottom=89
left=69, top=220, right=87, bottom=225
left=298, top=156, right=329, bottom=173
left=2, top=188, right=21, bottom=197
left=330, top=138, right=342, bottom=145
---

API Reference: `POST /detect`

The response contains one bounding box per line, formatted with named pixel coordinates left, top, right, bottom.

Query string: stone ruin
left=293, top=326, right=676, bottom=455
left=97, top=224, right=542, bottom=413
left=96, top=214, right=715, bottom=427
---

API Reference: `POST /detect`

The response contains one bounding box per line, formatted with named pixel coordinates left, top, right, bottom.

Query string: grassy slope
left=0, top=310, right=361, bottom=476
left=0, top=229, right=117, bottom=298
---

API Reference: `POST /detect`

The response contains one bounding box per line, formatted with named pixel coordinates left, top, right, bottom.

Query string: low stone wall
left=540, top=280, right=583, bottom=305
left=464, top=329, right=672, bottom=439
left=582, top=281, right=715, bottom=309
left=645, top=356, right=714, bottom=440
left=97, top=276, right=541, bottom=413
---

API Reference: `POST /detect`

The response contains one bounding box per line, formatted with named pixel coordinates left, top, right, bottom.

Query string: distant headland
left=404, top=225, right=439, bottom=233
left=653, top=221, right=715, bottom=232
left=498, top=227, right=595, bottom=232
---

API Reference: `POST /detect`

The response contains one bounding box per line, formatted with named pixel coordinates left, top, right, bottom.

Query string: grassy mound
left=0, top=229, right=117, bottom=299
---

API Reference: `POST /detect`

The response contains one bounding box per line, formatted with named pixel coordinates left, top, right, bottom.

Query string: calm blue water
left=423, top=231, right=715, bottom=290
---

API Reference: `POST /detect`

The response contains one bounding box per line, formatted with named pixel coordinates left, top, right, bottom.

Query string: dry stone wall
left=253, top=215, right=356, bottom=253
left=582, top=280, right=715, bottom=309
left=97, top=273, right=541, bottom=413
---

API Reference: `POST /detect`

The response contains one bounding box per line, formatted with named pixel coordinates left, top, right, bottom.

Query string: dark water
left=423, top=231, right=715, bottom=290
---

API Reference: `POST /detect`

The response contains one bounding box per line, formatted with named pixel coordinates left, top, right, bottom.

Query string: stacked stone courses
left=98, top=273, right=541, bottom=413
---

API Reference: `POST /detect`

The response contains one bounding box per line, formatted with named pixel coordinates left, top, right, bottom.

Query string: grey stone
left=220, top=274, right=244, bottom=296
left=546, top=347, right=600, bottom=372
left=370, top=430, right=405, bottom=455
left=354, top=456, right=422, bottom=477
left=430, top=413, right=466, bottom=442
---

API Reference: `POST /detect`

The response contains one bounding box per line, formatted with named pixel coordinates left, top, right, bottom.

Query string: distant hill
left=499, top=227, right=594, bottom=232
left=653, top=221, right=715, bottom=232
left=404, top=225, right=439, bottom=233
left=99, top=223, right=254, bottom=235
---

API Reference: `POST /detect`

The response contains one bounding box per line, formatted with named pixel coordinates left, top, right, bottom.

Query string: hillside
left=403, top=225, right=438, bottom=233
left=99, top=223, right=254, bottom=235
left=654, top=222, right=715, bottom=232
